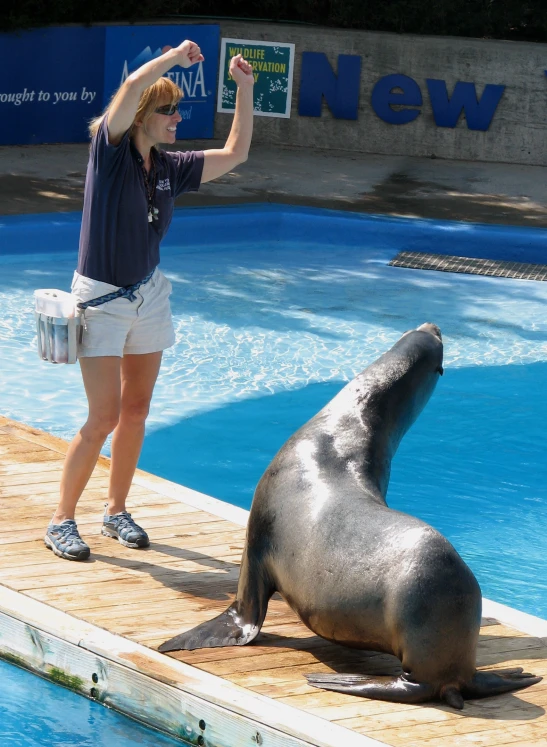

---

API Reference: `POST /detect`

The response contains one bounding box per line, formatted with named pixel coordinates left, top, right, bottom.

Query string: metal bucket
left=35, top=312, right=82, bottom=364
left=34, top=289, right=82, bottom=365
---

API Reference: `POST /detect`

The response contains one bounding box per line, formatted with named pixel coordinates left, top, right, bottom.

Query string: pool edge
left=0, top=584, right=382, bottom=747
left=3, top=203, right=547, bottom=264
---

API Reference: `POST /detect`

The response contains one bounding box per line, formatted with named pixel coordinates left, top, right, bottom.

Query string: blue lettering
left=371, top=74, right=422, bottom=124
left=298, top=52, right=362, bottom=120
left=426, top=79, right=505, bottom=131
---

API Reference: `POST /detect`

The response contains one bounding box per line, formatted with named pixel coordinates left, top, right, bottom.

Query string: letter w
left=298, top=52, right=361, bottom=120
left=426, top=79, right=505, bottom=131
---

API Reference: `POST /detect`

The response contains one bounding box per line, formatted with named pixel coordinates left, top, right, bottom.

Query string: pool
left=0, top=658, right=189, bottom=746
left=1, top=205, right=547, bottom=625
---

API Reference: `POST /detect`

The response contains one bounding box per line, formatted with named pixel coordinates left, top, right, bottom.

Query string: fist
left=177, top=40, right=205, bottom=68
left=229, top=54, right=255, bottom=88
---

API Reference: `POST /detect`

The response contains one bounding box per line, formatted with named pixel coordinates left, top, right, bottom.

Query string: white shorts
left=71, top=268, right=176, bottom=358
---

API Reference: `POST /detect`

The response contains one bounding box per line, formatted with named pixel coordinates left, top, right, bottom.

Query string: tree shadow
left=0, top=175, right=85, bottom=216
left=357, top=170, right=547, bottom=228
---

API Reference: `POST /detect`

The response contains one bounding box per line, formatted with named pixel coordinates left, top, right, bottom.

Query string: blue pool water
left=1, top=206, right=547, bottom=625
left=0, top=659, right=187, bottom=746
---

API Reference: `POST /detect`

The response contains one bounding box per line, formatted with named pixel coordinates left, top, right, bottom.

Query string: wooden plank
left=0, top=501, right=206, bottom=532
left=476, top=635, right=545, bottom=655
left=0, top=434, right=19, bottom=443
left=4, top=559, right=237, bottom=593
left=0, top=469, right=65, bottom=486
left=0, top=460, right=66, bottom=475
left=1, top=538, right=245, bottom=571
left=0, top=474, right=109, bottom=498
left=0, top=419, right=110, bottom=469
left=0, top=449, right=65, bottom=464
left=476, top=646, right=547, bottom=668
left=90, top=604, right=294, bottom=632
left=0, top=442, right=51, bottom=455
left=361, top=716, right=547, bottom=747
left=248, top=664, right=547, bottom=705
left=300, top=687, right=539, bottom=722
left=1, top=554, right=241, bottom=586
left=0, top=510, right=232, bottom=547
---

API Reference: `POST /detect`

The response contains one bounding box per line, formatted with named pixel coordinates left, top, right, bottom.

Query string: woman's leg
left=53, top=356, right=122, bottom=523
left=107, top=351, right=163, bottom=515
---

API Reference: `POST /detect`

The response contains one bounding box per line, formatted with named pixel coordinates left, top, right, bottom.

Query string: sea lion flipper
left=462, top=670, right=543, bottom=699
left=158, top=601, right=262, bottom=652
left=159, top=553, right=273, bottom=653
left=305, top=673, right=436, bottom=704
left=306, top=669, right=542, bottom=707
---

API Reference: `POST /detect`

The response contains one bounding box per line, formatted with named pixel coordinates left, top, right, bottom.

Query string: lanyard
left=140, top=153, right=159, bottom=223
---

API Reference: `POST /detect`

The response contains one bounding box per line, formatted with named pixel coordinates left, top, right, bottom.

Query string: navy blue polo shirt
left=77, top=116, right=204, bottom=287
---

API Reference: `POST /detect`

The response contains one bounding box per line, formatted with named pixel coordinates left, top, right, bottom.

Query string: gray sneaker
left=44, top=519, right=90, bottom=561
left=101, top=510, right=150, bottom=548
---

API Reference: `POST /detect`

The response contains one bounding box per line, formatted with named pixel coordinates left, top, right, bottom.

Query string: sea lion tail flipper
left=305, top=673, right=436, bottom=704
left=462, top=669, right=542, bottom=699
left=158, top=601, right=262, bottom=652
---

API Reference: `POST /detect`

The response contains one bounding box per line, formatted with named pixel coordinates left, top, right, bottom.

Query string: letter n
left=426, top=79, right=505, bottom=131
left=298, top=52, right=361, bottom=120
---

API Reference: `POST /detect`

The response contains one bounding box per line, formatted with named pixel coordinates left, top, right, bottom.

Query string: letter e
left=371, top=74, right=422, bottom=125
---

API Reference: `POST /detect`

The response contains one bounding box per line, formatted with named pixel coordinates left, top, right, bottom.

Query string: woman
left=44, top=40, right=254, bottom=561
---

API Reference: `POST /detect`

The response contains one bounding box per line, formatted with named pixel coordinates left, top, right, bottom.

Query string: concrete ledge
left=1, top=142, right=547, bottom=227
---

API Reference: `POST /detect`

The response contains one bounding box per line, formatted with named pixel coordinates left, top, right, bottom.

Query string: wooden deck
left=1, top=414, right=547, bottom=746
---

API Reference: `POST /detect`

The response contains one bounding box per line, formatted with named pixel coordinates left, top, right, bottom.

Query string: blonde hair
left=88, top=77, right=183, bottom=140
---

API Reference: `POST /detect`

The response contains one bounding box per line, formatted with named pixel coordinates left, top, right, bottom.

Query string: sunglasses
left=154, top=103, right=179, bottom=116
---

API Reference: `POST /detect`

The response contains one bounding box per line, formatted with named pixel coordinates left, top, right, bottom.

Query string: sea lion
left=159, top=323, right=540, bottom=708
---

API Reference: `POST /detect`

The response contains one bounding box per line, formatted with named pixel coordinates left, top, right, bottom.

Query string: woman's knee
left=83, top=412, right=120, bottom=441
left=120, top=399, right=151, bottom=426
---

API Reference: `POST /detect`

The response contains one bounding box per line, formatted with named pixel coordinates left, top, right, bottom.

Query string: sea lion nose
left=417, top=322, right=442, bottom=340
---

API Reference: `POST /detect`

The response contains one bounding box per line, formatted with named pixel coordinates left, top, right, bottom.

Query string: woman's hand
left=229, top=54, right=255, bottom=88
left=175, top=40, right=205, bottom=68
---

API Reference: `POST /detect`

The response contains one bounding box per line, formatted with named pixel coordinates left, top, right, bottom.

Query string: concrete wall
left=209, top=20, right=546, bottom=166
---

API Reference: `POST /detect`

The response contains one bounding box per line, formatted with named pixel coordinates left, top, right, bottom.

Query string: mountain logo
left=119, top=45, right=207, bottom=100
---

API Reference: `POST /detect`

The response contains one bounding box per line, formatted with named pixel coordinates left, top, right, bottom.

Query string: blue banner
left=0, top=24, right=220, bottom=145
left=0, top=27, right=105, bottom=145
left=104, top=25, right=220, bottom=139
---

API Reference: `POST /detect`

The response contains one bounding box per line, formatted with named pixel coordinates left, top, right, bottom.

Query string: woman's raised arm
left=107, top=40, right=204, bottom=144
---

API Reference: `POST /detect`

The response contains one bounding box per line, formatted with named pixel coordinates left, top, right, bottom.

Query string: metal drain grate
left=389, top=252, right=547, bottom=281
